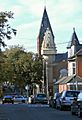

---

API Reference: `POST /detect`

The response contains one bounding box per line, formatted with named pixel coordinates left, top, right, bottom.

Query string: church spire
left=37, top=7, right=55, bottom=56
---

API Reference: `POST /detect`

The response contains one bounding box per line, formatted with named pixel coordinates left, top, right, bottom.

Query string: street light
left=46, top=61, right=49, bottom=98
left=42, top=58, right=45, bottom=93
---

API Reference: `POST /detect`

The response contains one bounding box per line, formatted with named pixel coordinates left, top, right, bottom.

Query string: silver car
left=13, top=95, right=26, bottom=103
left=71, top=91, right=82, bottom=118
left=58, top=90, right=80, bottom=110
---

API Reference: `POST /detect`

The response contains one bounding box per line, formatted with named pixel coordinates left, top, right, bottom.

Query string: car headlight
left=44, top=98, right=47, bottom=100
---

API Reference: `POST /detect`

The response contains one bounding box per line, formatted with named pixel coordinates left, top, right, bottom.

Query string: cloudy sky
left=1, top=0, right=82, bottom=53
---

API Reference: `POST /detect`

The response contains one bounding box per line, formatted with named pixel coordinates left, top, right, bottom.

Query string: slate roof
left=60, top=75, right=75, bottom=84
left=53, top=52, right=68, bottom=63
left=55, top=75, right=82, bottom=85
left=55, top=76, right=67, bottom=85
left=69, top=76, right=82, bottom=83
left=76, top=44, right=82, bottom=54
left=38, top=7, right=54, bottom=45
left=67, top=28, right=80, bottom=49
left=67, top=28, right=82, bottom=55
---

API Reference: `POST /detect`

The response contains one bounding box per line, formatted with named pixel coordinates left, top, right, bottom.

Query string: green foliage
left=0, top=11, right=16, bottom=49
left=0, top=46, right=43, bottom=92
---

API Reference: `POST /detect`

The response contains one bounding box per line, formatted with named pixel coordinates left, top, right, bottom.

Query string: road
left=0, top=104, right=81, bottom=120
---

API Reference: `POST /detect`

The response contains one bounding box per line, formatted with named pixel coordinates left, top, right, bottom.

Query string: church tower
left=37, top=6, right=57, bottom=96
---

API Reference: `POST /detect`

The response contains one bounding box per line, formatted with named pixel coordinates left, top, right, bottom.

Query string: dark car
left=71, top=91, right=82, bottom=118
left=2, top=95, right=14, bottom=104
left=32, top=93, right=48, bottom=104
left=58, top=90, right=80, bottom=110
left=49, top=92, right=60, bottom=108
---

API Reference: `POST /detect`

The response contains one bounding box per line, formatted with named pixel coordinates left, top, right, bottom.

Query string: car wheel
left=78, top=107, right=82, bottom=118
left=59, top=105, right=64, bottom=111
left=71, top=111, right=75, bottom=115
left=55, top=104, right=58, bottom=109
left=2, top=102, right=4, bottom=104
left=52, top=104, right=54, bottom=108
left=49, top=103, right=52, bottom=107
left=22, top=100, right=25, bottom=103
left=55, top=102, right=59, bottom=109
left=12, top=101, right=14, bottom=104
left=71, top=107, right=75, bottom=115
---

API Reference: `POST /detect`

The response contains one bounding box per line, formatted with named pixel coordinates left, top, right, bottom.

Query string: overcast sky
left=1, top=0, right=82, bottom=53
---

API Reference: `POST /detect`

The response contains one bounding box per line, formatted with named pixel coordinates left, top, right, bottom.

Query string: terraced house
left=55, top=28, right=82, bottom=93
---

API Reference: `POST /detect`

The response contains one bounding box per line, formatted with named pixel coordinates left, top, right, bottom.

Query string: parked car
left=13, top=95, right=27, bottom=103
left=58, top=90, right=80, bottom=110
left=2, top=95, right=14, bottom=104
left=71, top=91, right=82, bottom=118
left=23, top=95, right=28, bottom=103
left=31, top=93, right=48, bottom=104
left=49, top=92, right=60, bottom=108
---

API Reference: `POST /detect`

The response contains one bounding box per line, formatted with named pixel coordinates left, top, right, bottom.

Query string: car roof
left=14, top=95, right=24, bottom=98
left=62, top=90, right=80, bottom=93
left=3, top=95, right=12, bottom=98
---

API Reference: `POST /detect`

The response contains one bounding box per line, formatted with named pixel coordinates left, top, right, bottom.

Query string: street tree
left=0, top=11, right=16, bottom=51
left=3, top=46, right=43, bottom=94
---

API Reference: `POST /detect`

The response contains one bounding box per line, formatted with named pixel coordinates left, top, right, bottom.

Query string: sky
left=0, top=0, right=82, bottom=53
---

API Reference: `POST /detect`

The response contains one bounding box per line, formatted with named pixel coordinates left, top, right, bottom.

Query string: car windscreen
left=15, top=96, right=23, bottom=98
left=37, top=94, right=46, bottom=98
left=66, top=91, right=80, bottom=97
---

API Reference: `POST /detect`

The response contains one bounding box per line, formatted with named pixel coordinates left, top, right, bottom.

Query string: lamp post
left=42, top=58, right=45, bottom=93
left=46, top=61, right=49, bottom=98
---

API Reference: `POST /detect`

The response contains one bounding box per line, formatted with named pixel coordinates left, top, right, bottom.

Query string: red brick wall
left=59, top=84, right=67, bottom=93
left=76, top=56, right=82, bottom=77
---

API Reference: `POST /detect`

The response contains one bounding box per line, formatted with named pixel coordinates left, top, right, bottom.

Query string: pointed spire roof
left=38, top=7, right=54, bottom=44
left=71, top=28, right=79, bottom=46
left=67, top=28, right=80, bottom=48
left=37, top=7, right=55, bottom=56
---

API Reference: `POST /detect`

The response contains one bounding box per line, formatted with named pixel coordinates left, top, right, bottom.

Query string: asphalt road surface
left=0, top=104, right=81, bottom=120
